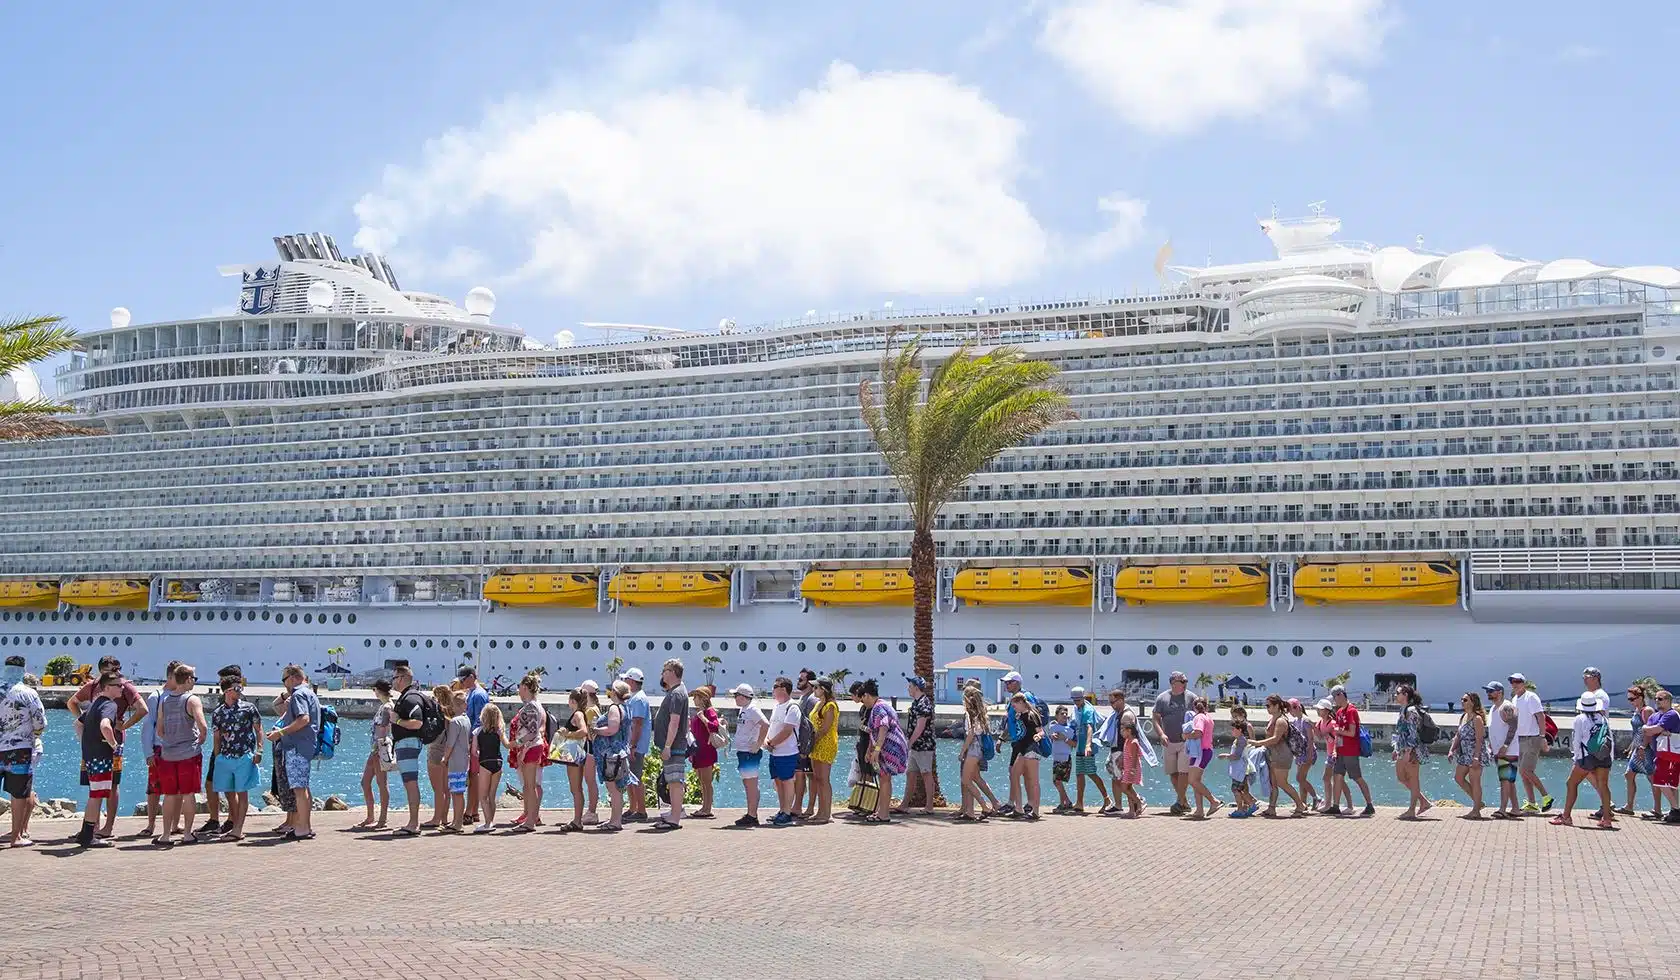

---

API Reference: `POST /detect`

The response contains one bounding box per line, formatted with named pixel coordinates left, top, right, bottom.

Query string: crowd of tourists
left=1, top=653, right=1677, bottom=849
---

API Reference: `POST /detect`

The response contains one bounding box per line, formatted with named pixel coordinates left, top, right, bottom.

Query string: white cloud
left=1070, top=194, right=1148, bottom=263
left=1039, top=0, right=1389, bottom=136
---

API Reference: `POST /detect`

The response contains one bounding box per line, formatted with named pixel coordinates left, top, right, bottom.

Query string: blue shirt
left=1074, top=703, right=1099, bottom=754
left=1045, top=722, right=1075, bottom=762
left=464, top=685, right=491, bottom=731
left=627, top=690, right=652, bottom=755
left=279, top=686, right=320, bottom=758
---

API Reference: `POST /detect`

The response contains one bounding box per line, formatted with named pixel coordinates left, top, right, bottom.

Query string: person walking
left=1619, top=684, right=1657, bottom=818
left=420, top=683, right=454, bottom=828
left=1553, top=690, right=1615, bottom=829
left=593, top=682, right=631, bottom=831
left=1391, top=684, right=1431, bottom=820
left=1001, top=671, right=1048, bottom=820
left=807, top=677, right=840, bottom=824
left=1070, top=688, right=1108, bottom=814
left=66, top=656, right=147, bottom=841
left=265, top=664, right=320, bottom=840
left=1251, top=694, right=1305, bottom=817
left=687, top=685, right=721, bottom=820
left=731, top=684, right=768, bottom=827
left=1006, top=691, right=1047, bottom=821
left=1046, top=705, right=1076, bottom=813
left=0, top=655, right=47, bottom=848
left=474, top=702, right=507, bottom=832
left=154, top=663, right=208, bottom=846
left=1153, top=671, right=1194, bottom=815
left=794, top=668, right=819, bottom=818
left=1642, top=690, right=1680, bottom=823
left=766, top=677, right=802, bottom=826
left=1314, top=700, right=1344, bottom=813
left=651, top=659, right=690, bottom=831
left=1448, top=691, right=1489, bottom=819
left=1182, top=695, right=1221, bottom=819
left=1327, top=686, right=1374, bottom=817
left=355, top=680, right=394, bottom=829
left=1223, top=706, right=1258, bottom=818
left=76, top=672, right=124, bottom=849
left=955, top=685, right=989, bottom=822
left=1101, top=689, right=1146, bottom=815
left=1484, top=681, right=1521, bottom=819
left=508, top=673, right=548, bottom=833
left=1285, top=699, right=1319, bottom=811
left=901, top=675, right=938, bottom=816
left=1509, top=673, right=1553, bottom=813
left=458, top=666, right=491, bottom=818
left=388, top=665, right=429, bottom=836
left=555, top=688, right=591, bottom=832
left=208, top=674, right=262, bottom=841
left=859, top=679, right=908, bottom=824
left=621, top=667, right=652, bottom=823
left=1117, top=716, right=1145, bottom=817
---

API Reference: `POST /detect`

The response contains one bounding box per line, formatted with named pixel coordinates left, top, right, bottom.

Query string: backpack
left=401, top=690, right=446, bottom=745
left=1357, top=727, right=1374, bottom=758
left=1585, top=715, right=1612, bottom=764
left=1285, top=718, right=1309, bottom=757
left=1414, top=707, right=1441, bottom=745
left=1542, top=712, right=1559, bottom=747
left=315, top=703, right=341, bottom=760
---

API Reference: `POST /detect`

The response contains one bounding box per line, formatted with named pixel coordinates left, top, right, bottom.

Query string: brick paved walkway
left=3, top=806, right=1662, bottom=979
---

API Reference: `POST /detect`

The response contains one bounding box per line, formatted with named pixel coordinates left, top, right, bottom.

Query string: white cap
left=731, top=683, right=755, bottom=698
left=618, top=667, right=644, bottom=682
left=1070, top=685, right=1086, bottom=696
left=1002, top=671, right=1023, bottom=684
left=579, top=679, right=599, bottom=694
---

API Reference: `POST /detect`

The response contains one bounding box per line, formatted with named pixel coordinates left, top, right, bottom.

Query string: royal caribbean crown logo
left=240, top=265, right=281, bottom=315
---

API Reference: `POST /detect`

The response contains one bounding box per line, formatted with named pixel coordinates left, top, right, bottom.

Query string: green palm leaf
left=0, top=314, right=93, bottom=441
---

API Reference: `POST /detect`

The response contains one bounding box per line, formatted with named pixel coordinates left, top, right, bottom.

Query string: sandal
left=558, top=821, right=584, bottom=833
left=650, top=819, right=681, bottom=831
left=1548, top=815, right=1572, bottom=826
left=952, top=812, right=978, bottom=822
left=862, top=814, right=892, bottom=824
left=690, top=812, right=715, bottom=820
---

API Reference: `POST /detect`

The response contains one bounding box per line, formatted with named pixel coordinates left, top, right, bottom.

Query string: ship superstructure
left=4, top=214, right=1679, bottom=699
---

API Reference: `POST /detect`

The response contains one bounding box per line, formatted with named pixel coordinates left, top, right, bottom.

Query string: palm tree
left=702, top=655, right=722, bottom=686
left=860, top=338, right=1073, bottom=685
left=860, top=337, right=1072, bottom=808
left=0, top=315, right=88, bottom=441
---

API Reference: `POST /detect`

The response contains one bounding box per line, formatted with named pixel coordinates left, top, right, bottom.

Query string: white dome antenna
left=305, top=281, right=335, bottom=312
left=465, top=286, right=496, bottom=320
left=110, top=307, right=131, bottom=329
left=974, top=296, right=986, bottom=312
left=554, top=329, right=575, bottom=347
left=883, top=300, right=894, bottom=310
left=718, top=317, right=736, bottom=334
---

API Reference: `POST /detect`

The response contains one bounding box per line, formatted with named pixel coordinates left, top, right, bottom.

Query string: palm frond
left=0, top=315, right=77, bottom=376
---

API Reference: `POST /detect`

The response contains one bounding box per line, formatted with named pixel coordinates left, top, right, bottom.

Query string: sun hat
left=731, top=683, right=755, bottom=698
left=1576, top=691, right=1606, bottom=712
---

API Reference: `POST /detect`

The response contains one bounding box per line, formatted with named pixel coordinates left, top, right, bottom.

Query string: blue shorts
left=769, top=752, right=798, bottom=782
left=212, top=754, right=260, bottom=794
left=283, top=748, right=313, bottom=791
left=737, top=750, right=764, bottom=779
left=395, top=742, right=422, bottom=783
left=447, top=771, right=468, bottom=794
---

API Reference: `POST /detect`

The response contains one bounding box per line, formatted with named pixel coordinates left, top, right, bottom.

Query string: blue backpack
left=316, top=703, right=341, bottom=760
left=1357, top=726, right=1374, bottom=758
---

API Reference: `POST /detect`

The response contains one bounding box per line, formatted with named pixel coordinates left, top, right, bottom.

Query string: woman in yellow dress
left=807, top=677, right=841, bottom=824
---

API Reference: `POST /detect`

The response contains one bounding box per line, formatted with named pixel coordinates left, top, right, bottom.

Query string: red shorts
left=516, top=744, right=549, bottom=767
left=147, top=749, right=164, bottom=796
left=1655, top=752, right=1680, bottom=790
left=156, top=755, right=203, bottom=796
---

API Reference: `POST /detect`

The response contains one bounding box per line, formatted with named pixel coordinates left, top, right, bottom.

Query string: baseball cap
left=1483, top=680, right=1505, bottom=693
left=1508, top=672, right=1527, bottom=684
left=456, top=665, right=478, bottom=679
left=1070, top=685, right=1086, bottom=696
left=1169, top=671, right=1188, bottom=683
left=1286, top=697, right=1302, bottom=710
left=1329, top=684, right=1347, bottom=697
left=1582, top=666, right=1602, bottom=679
left=3, top=655, right=23, bottom=668
left=579, top=679, right=599, bottom=694
left=905, top=675, right=928, bottom=691
left=618, top=667, right=644, bottom=682
left=1314, top=699, right=1333, bottom=711
left=731, top=683, right=755, bottom=698
left=1001, top=671, right=1023, bottom=684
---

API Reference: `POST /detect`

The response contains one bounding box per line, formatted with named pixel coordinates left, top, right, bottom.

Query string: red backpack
left=1542, top=711, right=1559, bottom=746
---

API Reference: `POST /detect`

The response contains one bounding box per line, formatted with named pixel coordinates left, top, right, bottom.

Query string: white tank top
left=1487, top=702, right=1515, bottom=758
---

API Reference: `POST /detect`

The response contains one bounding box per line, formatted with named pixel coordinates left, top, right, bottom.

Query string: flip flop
left=395, top=826, right=421, bottom=836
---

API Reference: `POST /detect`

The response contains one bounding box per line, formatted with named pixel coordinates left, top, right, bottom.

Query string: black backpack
left=1415, top=706, right=1441, bottom=745
left=400, top=689, right=446, bottom=744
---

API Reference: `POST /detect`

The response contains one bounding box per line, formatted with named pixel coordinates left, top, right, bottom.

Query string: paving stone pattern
left=3, top=807, right=1661, bottom=979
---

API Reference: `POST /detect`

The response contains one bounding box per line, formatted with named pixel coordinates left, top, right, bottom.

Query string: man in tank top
left=154, top=663, right=207, bottom=846
left=1484, top=681, right=1521, bottom=819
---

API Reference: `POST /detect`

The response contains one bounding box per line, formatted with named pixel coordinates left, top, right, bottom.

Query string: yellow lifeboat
left=0, top=581, right=60, bottom=609
left=60, top=579, right=151, bottom=609
left=165, top=581, right=200, bottom=602
left=801, top=568, right=914, bottom=606
left=608, top=570, right=731, bottom=608
left=484, top=572, right=599, bottom=608
left=952, top=566, right=1092, bottom=606
left=1293, top=562, right=1460, bottom=606
left=1114, top=565, right=1268, bottom=606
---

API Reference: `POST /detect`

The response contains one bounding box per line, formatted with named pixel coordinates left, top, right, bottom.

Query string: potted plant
left=45, top=655, right=75, bottom=685
left=702, top=655, right=722, bottom=686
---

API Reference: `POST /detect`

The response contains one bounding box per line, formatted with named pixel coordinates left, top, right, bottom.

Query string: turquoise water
left=30, top=723, right=1588, bottom=811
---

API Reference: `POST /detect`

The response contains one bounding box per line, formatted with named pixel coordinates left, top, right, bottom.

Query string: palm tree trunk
left=902, top=525, right=945, bottom=808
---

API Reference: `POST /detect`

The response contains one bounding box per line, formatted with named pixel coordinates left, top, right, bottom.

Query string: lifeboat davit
left=1113, top=565, right=1268, bottom=606
left=0, top=581, right=60, bottom=610
left=60, top=579, right=151, bottom=609
left=801, top=568, right=913, bottom=606
left=484, top=572, right=600, bottom=608
left=1293, top=562, right=1459, bottom=606
left=608, top=571, right=732, bottom=608
left=952, top=566, right=1092, bottom=606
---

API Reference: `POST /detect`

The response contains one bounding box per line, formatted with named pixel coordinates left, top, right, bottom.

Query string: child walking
left=1046, top=706, right=1076, bottom=813
left=474, top=703, right=506, bottom=832
left=1223, top=706, right=1258, bottom=817
left=440, top=690, right=471, bottom=832
left=1117, top=718, right=1145, bottom=817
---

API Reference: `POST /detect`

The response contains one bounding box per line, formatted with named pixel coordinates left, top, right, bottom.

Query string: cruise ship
left=4, top=212, right=1679, bottom=701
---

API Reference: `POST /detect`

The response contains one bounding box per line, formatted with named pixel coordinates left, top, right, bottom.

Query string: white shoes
left=583, top=811, right=599, bottom=825
left=472, top=822, right=494, bottom=833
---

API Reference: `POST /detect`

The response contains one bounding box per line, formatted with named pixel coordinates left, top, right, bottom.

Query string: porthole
left=125, top=637, right=132, bottom=647
left=1032, top=643, right=1043, bottom=654
left=1401, top=645, right=1414, bottom=658
left=665, top=641, right=673, bottom=651
left=683, top=641, right=692, bottom=651
left=574, top=640, right=583, bottom=650
left=363, top=639, right=372, bottom=648
left=1147, top=644, right=1158, bottom=656
left=1009, top=643, right=1019, bottom=654
left=537, top=640, right=546, bottom=650
left=262, top=611, right=271, bottom=622
left=1054, top=644, right=1065, bottom=655
left=1348, top=646, right=1360, bottom=657
left=1192, top=644, right=1204, bottom=656
left=759, top=642, right=768, bottom=652
left=99, top=612, right=109, bottom=622
left=700, top=641, right=710, bottom=652
left=126, top=611, right=135, bottom=622
left=966, top=643, right=976, bottom=654
left=426, top=640, right=435, bottom=649
left=796, top=642, right=806, bottom=652
left=98, top=637, right=107, bottom=646
left=73, top=637, right=81, bottom=646
left=333, top=613, right=342, bottom=624
left=1322, top=645, right=1334, bottom=657
left=457, top=640, right=465, bottom=648
left=347, top=613, right=357, bottom=624
left=987, top=643, right=998, bottom=654
left=607, top=640, right=615, bottom=651
left=1655, top=346, right=1667, bottom=358
left=1267, top=645, right=1279, bottom=657
left=301, top=613, right=311, bottom=624
left=165, top=611, right=175, bottom=622
left=1076, top=644, right=1087, bottom=655
left=379, top=639, right=387, bottom=648
left=409, top=639, right=417, bottom=648
left=816, top=642, right=826, bottom=653
left=878, top=643, right=888, bottom=653
left=220, top=610, right=229, bottom=622
left=74, top=612, right=84, bottom=622
left=522, top=640, right=530, bottom=649
left=289, top=613, right=298, bottom=624
left=628, top=640, right=638, bottom=652
left=1167, top=644, right=1179, bottom=656
left=1292, top=645, right=1304, bottom=657
left=1101, top=644, right=1112, bottom=655
left=489, top=640, right=498, bottom=649
left=1241, top=645, right=1253, bottom=656
left=838, top=642, right=848, bottom=653
left=1374, top=645, right=1387, bottom=658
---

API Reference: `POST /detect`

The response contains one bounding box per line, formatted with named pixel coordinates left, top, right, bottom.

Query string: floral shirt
left=511, top=700, right=547, bottom=748
left=0, top=682, right=47, bottom=753
left=908, top=694, right=936, bottom=751
left=212, top=698, right=261, bottom=757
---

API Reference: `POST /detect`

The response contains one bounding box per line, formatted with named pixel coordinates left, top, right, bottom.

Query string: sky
left=4, top=0, right=1678, bottom=370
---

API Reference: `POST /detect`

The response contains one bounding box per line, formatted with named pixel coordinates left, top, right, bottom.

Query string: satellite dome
left=718, top=317, right=736, bottom=334
left=305, top=281, right=336, bottom=311
left=0, top=365, right=42, bottom=403
left=554, top=329, right=575, bottom=347
left=465, top=286, right=496, bottom=318
left=110, top=307, right=131, bottom=330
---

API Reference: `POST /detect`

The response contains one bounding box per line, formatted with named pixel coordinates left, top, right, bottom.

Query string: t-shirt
left=1074, top=703, right=1099, bottom=754
left=1571, top=712, right=1599, bottom=763
left=81, top=696, right=119, bottom=763
left=1513, top=690, right=1544, bottom=737
left=139, top=690, right=164, bottom=754
left=797, top=691, right=818, bottom=754
left=1335, top=706, right=1361, bottom=757
left=443, top=714, right=471, bottom=772
left=279, top=686, right=321, bottom=758
left=392, top=689, right=426, bottom=741
left=0, top=682, right=46, bottom=753
left=1228, top=732, right=1250, bottom=782
left=1650, top=708, right=1680, bottom=754
left=1154, top=690, right=1191, bottom=744
left=211, top=698, right=260, bottom=757
left=1488, top=701, right=1518, bottom=758
left=733, top=704, right=768, bottom=752
left=908, top=694, right=936, bottom=752
left=626, top=690, right=652, bottom=755
left=510, top=700, right=546, bottom=748
left=653, top=684, right=689, bottom=757
left=768, top=699, right=802, bottom=757
left=1045, top=722, right=1075, bottom=762
left=464, top=685, right=491, bottom=730
left=75, top=677, right=141, bottom=743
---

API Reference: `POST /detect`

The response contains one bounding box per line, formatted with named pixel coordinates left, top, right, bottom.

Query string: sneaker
left=1024, top=807, right=1040, bottom=821
left=734, top=814, right=760, bottom=827
left=1168, top=803, right=1187, bottom=816
left=217, top=819, right=235, bottom=834
left=1521, top=802, right=1540, bottom=813
left=623, top=812, right=647, bottom=824
left=771, top=812, right=793, bottom=827
left=994, top=804, right=1018, bottom=817
left=472, top=822, right=494, bottom=834
left=196, top=819, right=221, bottom=836
left=1361, top=805, right=1376, bottom=817
left=1663, top=809, right=1680, bottom=825
left=582, top=812, right=599, bottom=826
left=1323, top=806, right=1342, bottom=816
left=1541, top=796, right=1554, bottom=812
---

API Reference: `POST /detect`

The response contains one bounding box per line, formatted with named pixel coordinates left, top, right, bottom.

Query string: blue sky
left=4, top=1, right=1678, bottom=364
